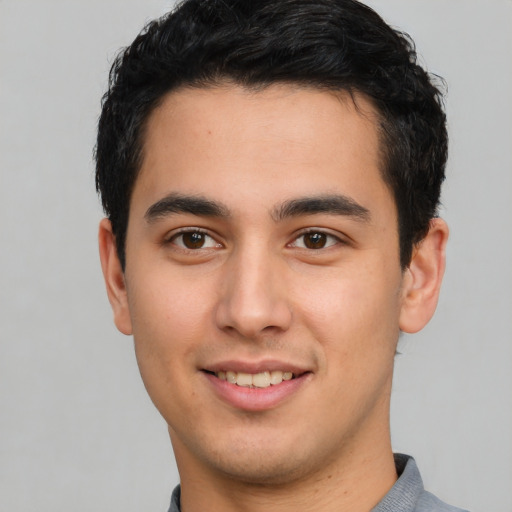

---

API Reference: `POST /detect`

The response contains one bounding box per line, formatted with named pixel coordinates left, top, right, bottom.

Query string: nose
left=214, top=246, right=292, bottom=339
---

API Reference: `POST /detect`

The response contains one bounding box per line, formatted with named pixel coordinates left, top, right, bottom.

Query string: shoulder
left=416, top=490, right=469, bottom=512
left=372, top=454, right=469, bottom=512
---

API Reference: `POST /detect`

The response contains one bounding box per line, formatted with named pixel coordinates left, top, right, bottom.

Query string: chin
left=184, top=430, right=331, bottom=487
left=211, top=452, right=314, bottom=486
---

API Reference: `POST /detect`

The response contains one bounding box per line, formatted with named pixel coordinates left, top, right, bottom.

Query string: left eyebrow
left=145, top=193, right=230, bottom=223
left=272, top=194, right=371, bottom=222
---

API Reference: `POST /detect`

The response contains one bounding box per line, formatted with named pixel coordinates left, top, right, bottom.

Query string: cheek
left=129, top=268, right=213, bottom=341
left=126, top=281, right=209, bottom=426
left=126, top=271, right=215, bottom=396
left=294, top=263, right=402, bottom=359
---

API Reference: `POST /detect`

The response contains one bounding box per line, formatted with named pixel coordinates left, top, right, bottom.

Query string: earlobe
left=98, top=218, right=133, bottom=335
left=399, top=218, right=449, bottom=334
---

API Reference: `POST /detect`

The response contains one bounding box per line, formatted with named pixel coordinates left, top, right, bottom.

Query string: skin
left=99, top=84, right=448, bottom=512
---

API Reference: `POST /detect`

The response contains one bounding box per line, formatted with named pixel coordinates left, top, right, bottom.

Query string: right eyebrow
left=144, top=193, right=231, bottom=223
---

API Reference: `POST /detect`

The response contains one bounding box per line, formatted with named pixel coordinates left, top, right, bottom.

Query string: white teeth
left=236, top=372, right=253, bottom=387
left=270, top=370, right=284, bottom=385
left=215, top=370, right=295, bottom=388
left=252, top=371, right=271, bottom=388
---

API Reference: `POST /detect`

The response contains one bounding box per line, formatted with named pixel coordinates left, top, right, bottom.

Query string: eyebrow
left=272, top=194, right=371, bottom=222
left=144, top=192, right=370, bottom=224
left=145, top=193, right=230, bottom=222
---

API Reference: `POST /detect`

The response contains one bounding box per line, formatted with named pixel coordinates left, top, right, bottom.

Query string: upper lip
left=202, top=359, right=311, bottom=375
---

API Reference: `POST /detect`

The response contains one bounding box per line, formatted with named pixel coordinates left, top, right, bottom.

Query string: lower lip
left=203, top=372, right=311, bottom=412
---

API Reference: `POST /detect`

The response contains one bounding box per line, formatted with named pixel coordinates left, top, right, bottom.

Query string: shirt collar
left=371, top=454, right=424, bottom=512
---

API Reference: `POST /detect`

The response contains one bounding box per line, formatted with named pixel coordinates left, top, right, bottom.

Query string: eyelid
left=165, top=227, right=223, bottom=249
left=289, top=228, right=347, bottom=249
left=166, top=226, right=207, bottom=236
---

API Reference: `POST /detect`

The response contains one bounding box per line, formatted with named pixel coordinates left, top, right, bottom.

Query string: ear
left=399, top=218, right=449, bottom=333
left=98, top=218, right=133, bottom=335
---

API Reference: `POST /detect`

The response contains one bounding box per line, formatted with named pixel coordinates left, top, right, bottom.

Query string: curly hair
left=95, top=0, right=447, bottom=269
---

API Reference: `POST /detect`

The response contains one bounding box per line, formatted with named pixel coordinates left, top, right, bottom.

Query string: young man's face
left=101, top=84, right=429, bottom=485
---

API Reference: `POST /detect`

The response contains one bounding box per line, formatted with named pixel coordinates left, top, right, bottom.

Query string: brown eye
left=171, top=230, right=220, bottom=250
left=303, top=232, right=327, bottom=249
left=182, top=232, right=206, bottom=249
left=290, top=231, right=340, bottom=250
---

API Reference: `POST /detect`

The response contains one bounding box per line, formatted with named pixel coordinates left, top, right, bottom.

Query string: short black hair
left=95, top=0, right=447, bottom=269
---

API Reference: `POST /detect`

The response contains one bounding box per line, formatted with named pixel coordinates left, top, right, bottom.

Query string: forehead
left=133, top=84, right=393, bottom=221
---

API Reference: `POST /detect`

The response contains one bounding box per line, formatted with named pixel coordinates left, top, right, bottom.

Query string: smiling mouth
left=204, top=370, right=296, bottom=388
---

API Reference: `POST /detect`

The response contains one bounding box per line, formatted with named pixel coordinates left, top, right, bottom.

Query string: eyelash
left=166, top=228, right=221, bottom=251
left=165, top=227, right=345, bottom=253
left=289, top=229, right=344, bottom=250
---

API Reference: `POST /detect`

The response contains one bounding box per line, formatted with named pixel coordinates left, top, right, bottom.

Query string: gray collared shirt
left=167, top=454, right=468, bottom=512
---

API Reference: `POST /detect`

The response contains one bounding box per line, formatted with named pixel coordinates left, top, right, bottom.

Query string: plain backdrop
left=1, top=1, right=511, bottom=511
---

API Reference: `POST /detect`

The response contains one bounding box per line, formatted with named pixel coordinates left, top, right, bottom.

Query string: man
left=95, top=1, right=467, bottom=511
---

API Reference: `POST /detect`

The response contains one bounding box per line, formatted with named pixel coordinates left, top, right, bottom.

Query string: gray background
left=1, top=1, right=511, bottom=511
